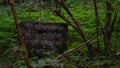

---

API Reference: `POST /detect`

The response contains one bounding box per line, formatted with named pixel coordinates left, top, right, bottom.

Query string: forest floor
left=0, top=48, right=120, bottom=68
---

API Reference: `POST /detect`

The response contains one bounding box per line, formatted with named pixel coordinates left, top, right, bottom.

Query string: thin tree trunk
left=109, top=12, right=117, bottom=38
left=93, top=0, right=100, bottom=50
left=9, top=0, right=32, bottom=68
left=103, top=0, right=112, bottom=53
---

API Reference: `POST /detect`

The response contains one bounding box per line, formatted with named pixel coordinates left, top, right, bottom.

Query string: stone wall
left=20, top=22, right=68, bottom=56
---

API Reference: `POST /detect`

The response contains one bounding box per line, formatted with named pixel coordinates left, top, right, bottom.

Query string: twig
left=0, top=48, right=12, bottom=56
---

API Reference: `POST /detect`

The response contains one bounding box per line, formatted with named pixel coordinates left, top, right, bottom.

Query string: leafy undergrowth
left=62, top=52, right=120, bottom=68
left=0, top=50, right=120, bottom=68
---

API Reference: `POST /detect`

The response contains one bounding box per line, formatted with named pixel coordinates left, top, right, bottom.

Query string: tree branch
left=57, top=36, right=96, bottom=59
left=55, top=0, right=95, bottom=54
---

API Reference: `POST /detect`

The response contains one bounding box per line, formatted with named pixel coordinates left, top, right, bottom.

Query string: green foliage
left=61, top=52, right=120, bottom=68
left=13, top=60, right=27, bottom=68
left=0, top=6, right=16, bottom=48
left=0, top=1, right=120, bottom=68
left=0, top=0, right=3, bottom=5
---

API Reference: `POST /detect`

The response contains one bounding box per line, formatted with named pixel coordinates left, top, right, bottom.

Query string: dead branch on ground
left=57, top=36, right=96, bottom=59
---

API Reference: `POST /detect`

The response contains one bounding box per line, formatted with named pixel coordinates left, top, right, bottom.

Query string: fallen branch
left=0, top=48, right=12, bottom=57
left=57, top=36, right=96, bottom=59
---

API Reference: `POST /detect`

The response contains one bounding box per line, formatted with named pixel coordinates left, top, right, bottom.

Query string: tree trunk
left=93, top=0, right=100, bottom=50
left=55, top=0, right=95, bottom=54
left=9, top=0, right=32, bottom=68
left=103, top=0, right=112, bottom=53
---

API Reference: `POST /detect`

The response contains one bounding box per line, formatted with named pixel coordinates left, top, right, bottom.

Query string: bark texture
left=103, top=1, right=112, bottom=53
left=9, top=0, right=32, bottom=68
